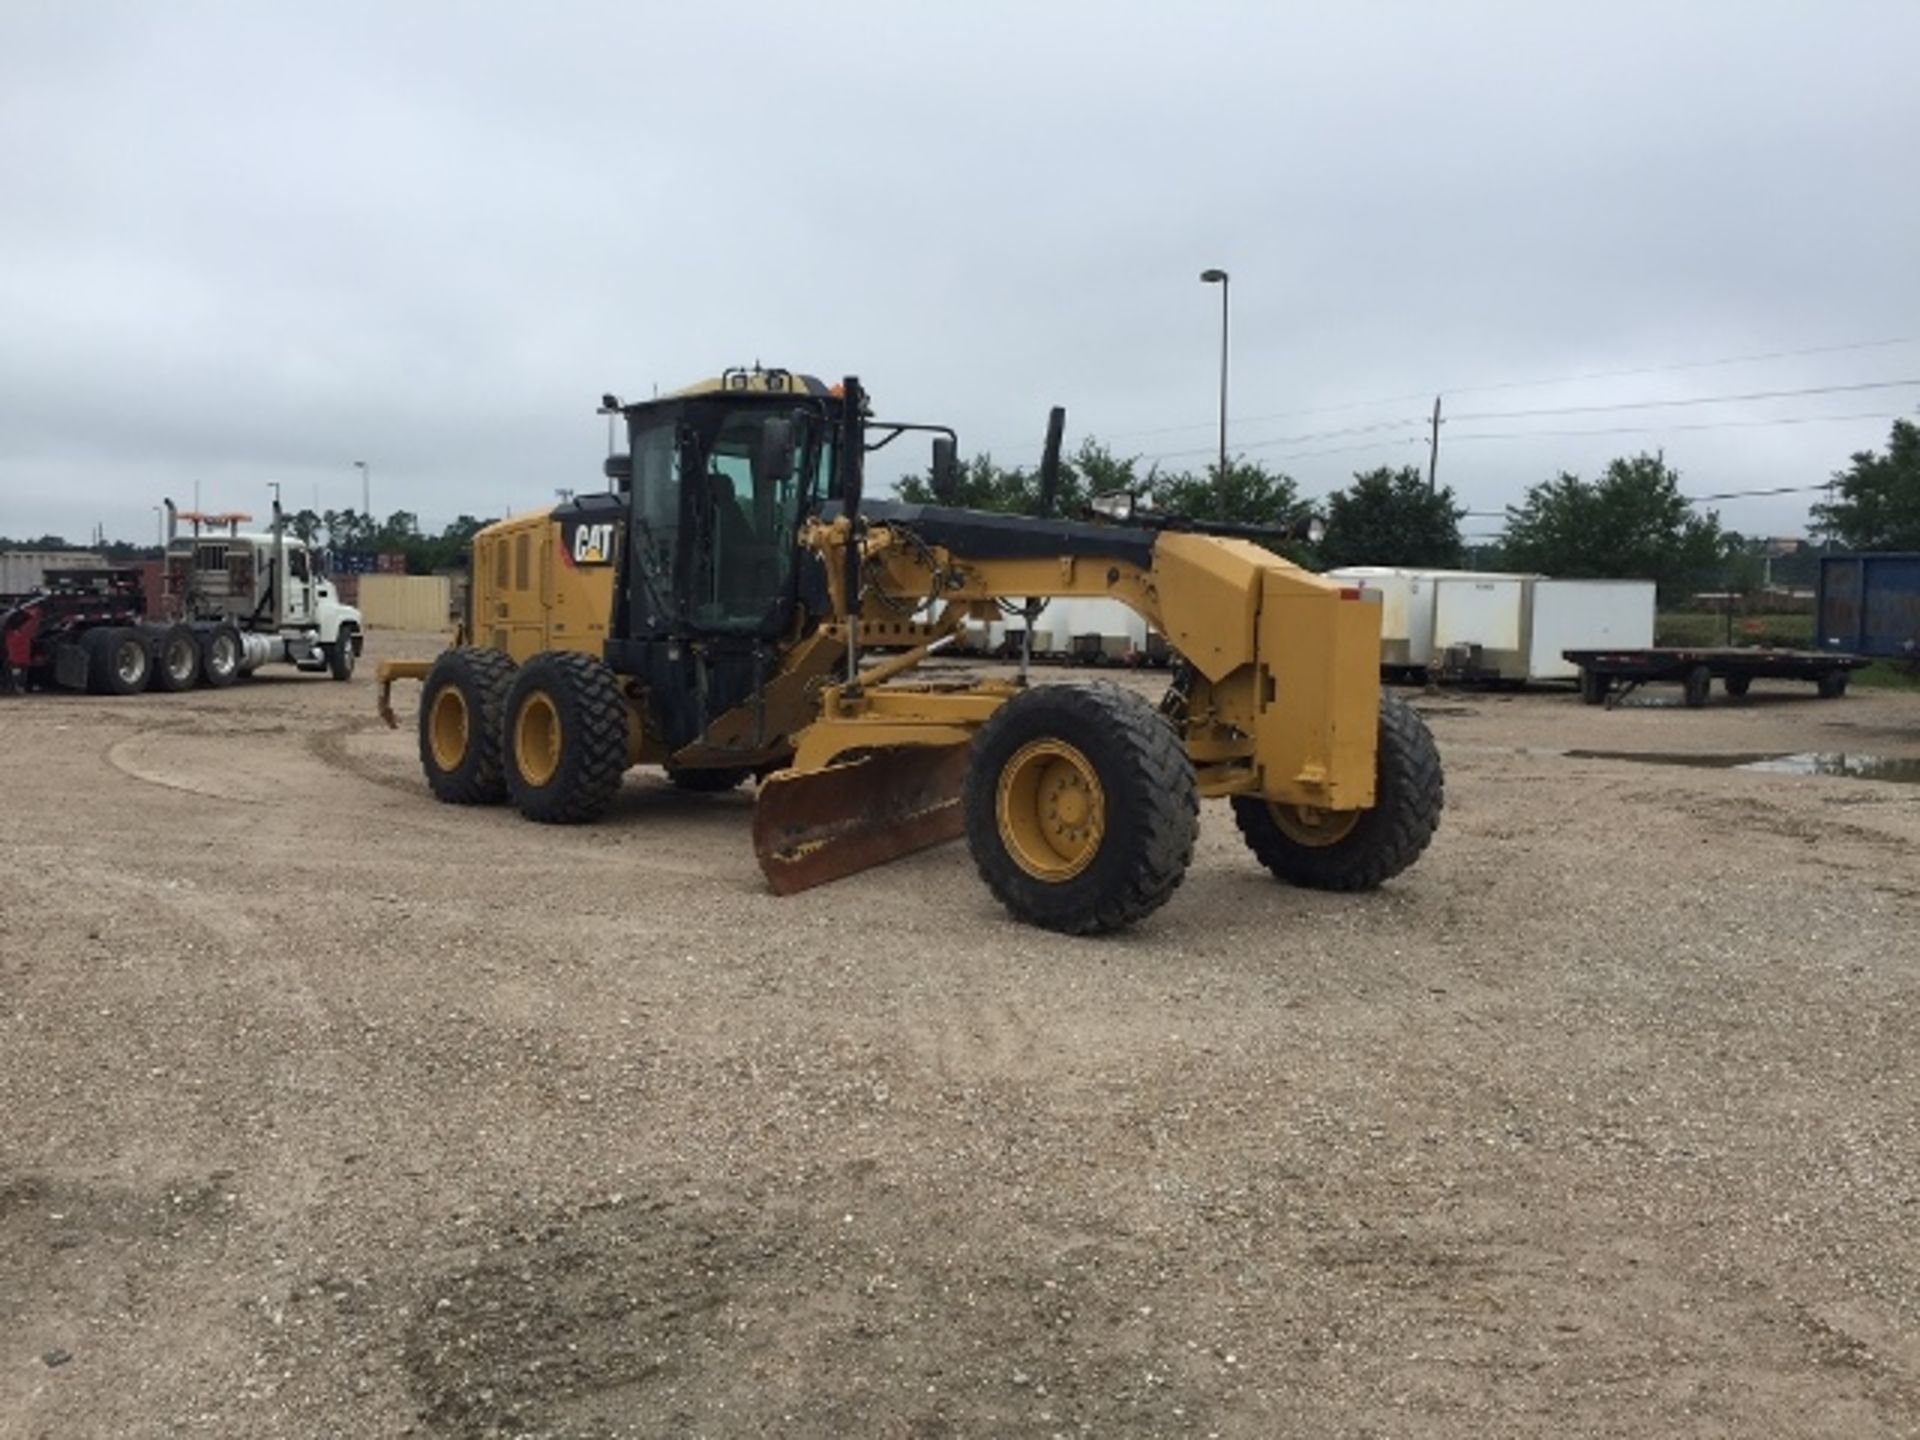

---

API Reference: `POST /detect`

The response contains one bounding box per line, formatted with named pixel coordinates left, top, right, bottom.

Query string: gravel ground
left=3, top=630, right=1918, bottom=1439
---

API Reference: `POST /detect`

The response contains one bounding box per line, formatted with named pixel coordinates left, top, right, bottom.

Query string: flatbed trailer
left=1564, top=646, right=1873, bottom=708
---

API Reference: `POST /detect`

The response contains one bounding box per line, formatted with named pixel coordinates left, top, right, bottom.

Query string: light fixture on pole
left=1199, top=268, right=1230, bottom=515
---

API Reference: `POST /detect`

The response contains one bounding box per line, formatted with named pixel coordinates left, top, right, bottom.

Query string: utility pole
left=1200, top=269, right=1230, bottom=517
left=353, top=459, right=371, bottom=522
left=1427, top=395, right=1444, bottom=492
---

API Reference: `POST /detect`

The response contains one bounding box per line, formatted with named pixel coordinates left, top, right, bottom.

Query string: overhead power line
left=1447, top=409, right=1902, bottom=444
left=977, top=335, right=1920, bottom=452
left=1450, top=378, right=1920, bottom=423
left=1685, top=482, right=1834, bottom=502
left=1137, top=416, right=1419, bottom=462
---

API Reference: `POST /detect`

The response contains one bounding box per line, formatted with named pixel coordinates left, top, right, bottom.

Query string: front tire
left=327, top=625, right=358, bottom=681
left=419, top=647, right=517, bottom=804
left=964, top=683, right=1198, bottom=935
left=1231, top=692, right=1442, bottom=892
left=504, top=651, right=629, bottom=824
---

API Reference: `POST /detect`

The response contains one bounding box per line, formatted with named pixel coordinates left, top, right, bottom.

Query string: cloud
left=2, top=1, right=1916, bottom=543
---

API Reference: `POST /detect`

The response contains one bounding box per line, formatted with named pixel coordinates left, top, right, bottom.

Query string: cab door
left=283, top=545, right=316, bottom=625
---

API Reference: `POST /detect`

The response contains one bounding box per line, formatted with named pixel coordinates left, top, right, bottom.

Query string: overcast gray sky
left=3, top=1, right=1917, bottom=547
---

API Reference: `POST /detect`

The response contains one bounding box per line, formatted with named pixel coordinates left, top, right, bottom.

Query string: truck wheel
left=200, top=624, right=243, bottom=688
left=1578, top=668, right=1611, bottom=705
left=1683, top=664, right=1712, bottom=708
left=964, top=683, right=1198, bottom=935
left=504, top=651, right=629, bottom=824
left=85, top=627, right=150, bottom=695
left=1817, top=670, right=1850, bottom=699
left=327, top=625, right=358, bottom=681
left=1723, top=674, right=1751, bottom=698
left=666, top=765, right=752, bottom=792
left=150, top=624, right=201, bottom=692
left=1232, top=692, right=1442, bottom=892
left=419, top=647, right=517, bottom=804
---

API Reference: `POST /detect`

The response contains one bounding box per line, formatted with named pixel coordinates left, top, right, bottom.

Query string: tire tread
left=1231, top=692, right=1442, bottom=892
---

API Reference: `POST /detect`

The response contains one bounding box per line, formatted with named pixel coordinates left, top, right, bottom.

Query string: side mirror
left=604, top=453, right=632, bottom=487
left=758, top=416, right=794, bottom=483
left=931, top=437, right=958, bottom=504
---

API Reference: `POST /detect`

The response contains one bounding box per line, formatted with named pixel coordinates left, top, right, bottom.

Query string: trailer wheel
left=1817, top=670, right=1850, bottom=699
left=419, top=647, right=517, bottom=805
left=1578, top=668, right=1611, bottom=705
left=200, top=624, right=242, bottom=688
left=666, top=765, right=752, bottom=792
left=964, top=683, right=1198, bottom=935
left=1232, top=692, right=1442, bottom=892
left=1683, top=664, right=1712, bottom=708
left=149, top=624, right=201, bottom=692
left=1723, top=674, right=1751, bottom=698
left=327, top=625, right=358, bottom=682
left=504, top=651, right=629, bottom=824
left=85, top=627, right=150, bottom=695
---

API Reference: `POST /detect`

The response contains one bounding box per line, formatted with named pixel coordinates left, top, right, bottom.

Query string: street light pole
left=1200, top=268, right=1230, bottom=516
left=353, top=459, right=370, bottom=522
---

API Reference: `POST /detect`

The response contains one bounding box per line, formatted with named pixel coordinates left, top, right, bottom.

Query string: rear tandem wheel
left=150, top=624, right=201, bottom=692
left=200, top=624, right=243, bottom=688
left=84, top=627, right=150, bottom=695
left=419, top=646, right=518, bottom=804
left=504, top=651, right=630, bottom=824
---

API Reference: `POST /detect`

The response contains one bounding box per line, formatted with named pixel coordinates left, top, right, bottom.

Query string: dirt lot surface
left=4, top=630, right=1919, bottom=1439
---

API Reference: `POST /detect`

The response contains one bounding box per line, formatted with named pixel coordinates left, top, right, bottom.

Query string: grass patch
left=1655, top=611, right=1813, bottom=649
left=1853, top=661, right=1920, bottom=691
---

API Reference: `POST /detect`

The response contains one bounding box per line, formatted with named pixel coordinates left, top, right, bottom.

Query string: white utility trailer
left=1433, top=575, right=1654, bottom=683
left=1325, top=567, right=1442, bottom=674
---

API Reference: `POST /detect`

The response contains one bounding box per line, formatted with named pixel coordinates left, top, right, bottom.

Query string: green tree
left=1144, top=459, right=1301, bottom=528
left=288, top=508, right=323, bottom=545
left=1502, top=453, right=1724, bottom=601
left=1810, top=417, right=1920, bottom=549
left=1318, top=466, right=1466, bottom=569
left=894, top=438, right=1137, bottom=517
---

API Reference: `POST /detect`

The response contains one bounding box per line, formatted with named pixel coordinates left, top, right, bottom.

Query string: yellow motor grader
left=377, top=367, right=1441, bottom=934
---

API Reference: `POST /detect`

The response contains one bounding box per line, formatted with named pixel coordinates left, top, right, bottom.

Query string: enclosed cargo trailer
left=1817, top=552, right=1920, bottom=662
left=1324, top=567, right=1440, bottom=674
left=1433, top=575, right=1654, bottom=683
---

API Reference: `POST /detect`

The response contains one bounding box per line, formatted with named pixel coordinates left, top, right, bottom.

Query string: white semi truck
left=160, top=498, right=363, bottom=687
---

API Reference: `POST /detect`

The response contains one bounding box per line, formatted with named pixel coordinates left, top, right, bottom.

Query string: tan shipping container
left=354, top=573, right=452, bottom=631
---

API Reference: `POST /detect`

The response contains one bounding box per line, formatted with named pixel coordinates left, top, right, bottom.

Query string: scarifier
left=377, top=368, right=1443, bottom=933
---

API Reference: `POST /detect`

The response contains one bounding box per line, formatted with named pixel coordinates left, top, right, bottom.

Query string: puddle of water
left=1565, top=750, right=1920, bottom=784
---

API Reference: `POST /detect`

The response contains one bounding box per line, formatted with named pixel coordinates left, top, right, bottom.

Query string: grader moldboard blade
left=752, top=743, right=973, bottom=895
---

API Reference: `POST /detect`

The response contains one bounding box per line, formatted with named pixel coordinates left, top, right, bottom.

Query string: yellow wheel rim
left=1267, top=803, right=1360, bottom=848
left=428, top=687, right=469, bottom=773
left=996, top=738, right=1106, bottom=882
left=515, top=691, right=562, bottom=788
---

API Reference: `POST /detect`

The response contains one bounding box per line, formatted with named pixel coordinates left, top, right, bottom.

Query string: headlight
left=1089, top=490, right=1136, bottom=521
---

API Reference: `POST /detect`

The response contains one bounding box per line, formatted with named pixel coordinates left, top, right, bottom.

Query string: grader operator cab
left=378, top=367, right=1442, bottom=934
